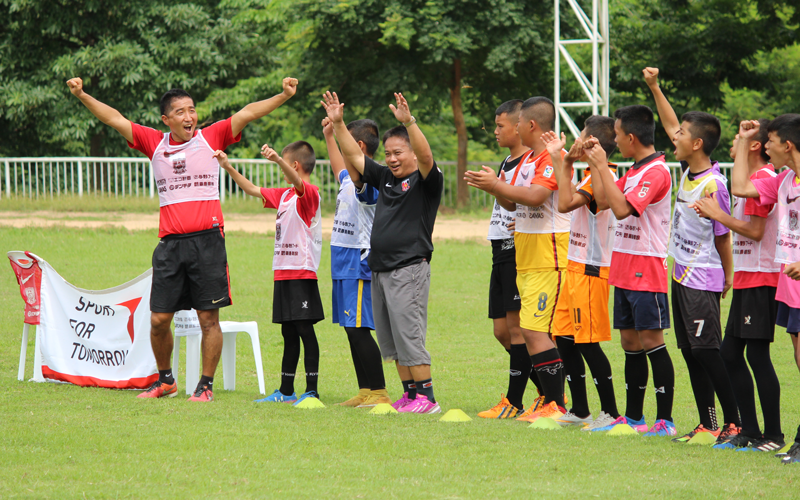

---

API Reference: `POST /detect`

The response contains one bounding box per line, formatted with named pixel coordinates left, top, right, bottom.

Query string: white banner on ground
left=38, top=262, right=157, bottom=389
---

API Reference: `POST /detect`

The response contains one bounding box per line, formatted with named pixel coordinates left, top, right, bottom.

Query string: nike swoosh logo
left=211, top=297, right=226, bottom=304
left=20, top=274, right=33, bottom=284
left=385, top=183, right=392, bottom=188
left=533, top=313, right=546, bottom=318
left=788, top=195, right=800, bottom=204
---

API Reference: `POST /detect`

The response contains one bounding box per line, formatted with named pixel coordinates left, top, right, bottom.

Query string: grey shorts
left=372, top=260, right=432, bottom=366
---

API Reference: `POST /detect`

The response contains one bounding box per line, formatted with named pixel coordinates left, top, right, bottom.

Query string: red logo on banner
left=117, top=298, right=143, bottom=342
left=7, top=251, right=43, bottom=325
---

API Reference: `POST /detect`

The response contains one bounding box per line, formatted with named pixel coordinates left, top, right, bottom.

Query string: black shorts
left=725, top=286, right=778, bottom=341
left=671, top=279, right=721, bottom=350
left=151, top=228, right=232, bottom=313
left=273, top=279, right=324, bottom=324
left=488, top=261, right=521, bottom=319
left=776, top=302, right=800, bottom=336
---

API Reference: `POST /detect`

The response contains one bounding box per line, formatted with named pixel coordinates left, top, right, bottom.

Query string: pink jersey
left=733, top=166, right=779, bottom=289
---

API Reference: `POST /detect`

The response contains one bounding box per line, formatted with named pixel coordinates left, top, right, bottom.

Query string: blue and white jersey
left=331, top=170, right=378, bottom=280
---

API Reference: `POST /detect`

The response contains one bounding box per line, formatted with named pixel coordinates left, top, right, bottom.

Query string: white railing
left=0, top=157, right=737, bottom=207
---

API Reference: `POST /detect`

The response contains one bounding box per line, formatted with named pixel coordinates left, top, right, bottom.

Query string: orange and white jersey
left=513, top=149, right=571, bottom=235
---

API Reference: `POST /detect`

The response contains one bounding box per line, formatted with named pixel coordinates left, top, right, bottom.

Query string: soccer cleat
left=356, top=390, right=393, bottom=408
left=556, top=411, right=593, bottom=426
left=137, top=380, right=177, bottom=399
left=713, top=423, right=740, bottom=446
left=338, top=388, right=369, bottom=407
left=644, top=419, right=677, bottom=437
left=188, top=384, right=213, bottom=402
left=591, top=415, right=648, bottom=433
left=515, top=396, right=546, bottom=421
left=582, top=411, right=616, bottom=431
left=779, top=442, right=800, bottom=463
left=738, top=437, right=786, bottom=452
left=477, top=395, right=523, bottom=419
left=254, top=389, right=297, bottom=403
left=391, top=392, right=413, bottom=411
left=518, top=401, right=566, bottom=423
left=397, top=394, right=441, bottom=414
left=714, top=433, right=754, bottom=450
left=775, top=442, right=797, bottom=457
left=672, top=424, right=720, bottom=443
left=292, top=390, right=320, bottom=406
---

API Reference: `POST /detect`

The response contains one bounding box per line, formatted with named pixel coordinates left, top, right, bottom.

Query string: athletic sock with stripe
left=556, top=336, right=590, bottom=418
left=402, top=379, right=417, bottom=400
left=531, top=348, right=565, bottom=408
left=579, top=342, right=619, bottom=418
left=416, top=378, right=435, bottom=403
left=507, top=343, right=531, bottom=409
left=647, top=344, right=674, bottom=423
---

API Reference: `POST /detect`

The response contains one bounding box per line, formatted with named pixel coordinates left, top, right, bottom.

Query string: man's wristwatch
left=403, top=116, right=416, bottom=127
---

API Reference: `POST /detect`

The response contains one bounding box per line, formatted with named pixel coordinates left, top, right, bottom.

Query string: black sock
left=746, top=340, right=782, bottom=440
left=531, top=348, right=565, bottom=407
left=681, top=347, right=718, bottom=429
left=721, top=335, right=761, bottom=437
left=692, top=348, right=740, bottom=427
left=795, top=424, right=800, bottom=443
left=624, top=350, right=648, bottom=421
left=507, top=343, right=531, bottom=409
left=159, top=368, right=174, bottom=385
left=556, top=336, right=589, bottom=417
left=416, top=378, right=435, bottom=403
left=579, top=342, right=619, bottom=418
left=647, top=344, right=675, bottom=423
left=345, top=327, right=385, bottom=390
left=529, top=357, right=544, bottom=396
left=345, top=327, right=369, bottom=389
left=295, top=321, right=320, bottom=394
left=280, top=323, right=301, bottom=396
left=402, top=379, right=417, bottom=399
left=199, top=374, right=213, bottom=391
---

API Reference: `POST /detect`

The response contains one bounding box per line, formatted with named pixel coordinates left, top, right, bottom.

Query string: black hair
left=520, top=96, right=555, bottom=132
left=159, top=89, right=194, bottom=117
left=382, top=125, right=410, bottom=147
left=496, top=99, right=524, bottom=120
left=755, top=118, right=771, bottom=162
left=281, top=141, right=316, bottom=175
left=681, top=111, right=721, bottom=157
left=347, top=119, right=380, bottom=157
left=613, top=105, right=655, bottom=147
left=584, top=115, right=617, bottom=157
left=767, top=114, right=800, bottom=151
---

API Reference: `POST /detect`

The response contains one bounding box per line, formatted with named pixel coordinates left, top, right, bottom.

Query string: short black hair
left=755, top=118, right=771, bottom=163
left=382, top=125, right=410, bottom=147
left=681, top=111, right=721, bottom=157
left=496, top=99, right=524, bottom=121
left=160, top=89, right=194, bottom=117
left=767, top=114, right=800, bottom=151
left=282, top=141, right=316, bottom=175
left=584, top=115, right=617, bottom=157
left=613, top=105, right=655, bottom=147
left=520, top=97, right=555, bottom=132
left=347, top=119, right=380, bottom=157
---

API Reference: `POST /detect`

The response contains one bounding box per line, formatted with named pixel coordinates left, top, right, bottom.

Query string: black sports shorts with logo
left=273, top=279, right=324, bottom=324
left=151, top=228, right=232, bottom=313
left=672, top=279, right=722, bottom=349
left=489, top=261, right=521, bottom=319
left=725, top=286, right=778, bottom=341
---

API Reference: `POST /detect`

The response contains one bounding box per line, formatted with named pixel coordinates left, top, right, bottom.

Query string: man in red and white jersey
left=66, top=76, right=298, bottom=401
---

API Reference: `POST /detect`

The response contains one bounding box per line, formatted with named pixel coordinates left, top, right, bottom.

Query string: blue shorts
left=613, top=287, right=670, bottom=331
left=332, top=279, right=374, bottom=329
left=776, top=302, right=800, bottom=335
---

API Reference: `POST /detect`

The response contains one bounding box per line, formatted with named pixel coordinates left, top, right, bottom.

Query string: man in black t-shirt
left=323, top=91, right=444, bottom=414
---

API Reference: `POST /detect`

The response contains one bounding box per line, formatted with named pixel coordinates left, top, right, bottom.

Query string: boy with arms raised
left=730, top=115, right=800, bottom=464
left=66, top=76, right=297, bottom=401
left=477, top=99, right=546, bottom=419
left=541, top=117, right=621, bottom=430
left=466, top=97, right=570, bottom=422
left=644, top=67, right=740, bottom=443
left=215, top=143, right=324, bottom=406
left=691, top=120, right=784, bottom=451
left=322, top=91, right=444, bottom=414
left=589, top=104, right=676, bottom=435
left=322, top=117, right=389, bottom=407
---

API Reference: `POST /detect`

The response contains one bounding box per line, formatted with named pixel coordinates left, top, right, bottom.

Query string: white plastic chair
left=172, top=310, right=266, bottom=395
left=18, top=323, right=45, bottom=382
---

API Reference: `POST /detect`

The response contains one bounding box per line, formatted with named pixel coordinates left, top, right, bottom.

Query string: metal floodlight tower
left=554, top=0, right=610, bottom=138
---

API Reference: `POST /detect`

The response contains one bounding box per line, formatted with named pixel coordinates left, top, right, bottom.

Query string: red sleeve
left=201, top=117, right=241, bottom=151
left=744, top=197, right=771, bottom=218
left=753, top=170, right=787, bottom=206
left=260, top=187, right=288, bottom=209
left=127, top=122, right=164, bottom=160
left=295, top=182, right=320, bottom=226
left=624, top=167, right=671, bottom=216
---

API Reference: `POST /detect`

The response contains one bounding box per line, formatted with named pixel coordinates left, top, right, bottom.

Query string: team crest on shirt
left=673, top=210, right=681, bottom=229
left=171, top=152, right=187, bottom=174
left=791, top=210, right=799, bottom=231
left=275, top=223, right=282, bottom=242
left=402, top=179, right=410, bottom=192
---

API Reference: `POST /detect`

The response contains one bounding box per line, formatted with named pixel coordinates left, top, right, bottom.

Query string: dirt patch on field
left=0, top=211, right=490, bottom=242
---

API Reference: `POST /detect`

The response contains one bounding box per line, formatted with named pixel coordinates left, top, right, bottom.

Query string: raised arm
left=389, top=93, right=435, bottom=178
left=543, top=131, right=589, bottom=213
left=643, top=68, right=680, bottom=140
left=261, top=144, right=305, bottom=196
left=230, top=78, right=297, bottom=137
left=690, top=192, right=767, bottom=241
left=67, top=78, right=133, bottom=144
left=731, top=121, right=762, bottom=198
left=322, top=91, right=365, bottom=186
left=213, top=150, right=261, bottom=198
left=322, top=118, right=346, bottom=181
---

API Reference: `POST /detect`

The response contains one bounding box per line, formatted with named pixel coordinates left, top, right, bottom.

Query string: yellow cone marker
left=294, top=397, right=326, bottom=409
left=369, top=403, right=398, bottom=415
left=607, top=423, right=639, bottom=436
left=687, top=431, right=717, bottom=445
left=528, top=417, right=562, bottom=430
left=439, top=409, right=471, bottom=422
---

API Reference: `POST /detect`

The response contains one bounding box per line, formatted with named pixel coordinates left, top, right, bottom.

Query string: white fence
left=0, top=157, right=736, bottom=207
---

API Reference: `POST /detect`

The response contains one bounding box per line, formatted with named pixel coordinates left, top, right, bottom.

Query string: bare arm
left=322, top=91, right=365, bottom=186
left=493, top=169, right=517, bottom=212
left=715, top=232, right=734, bottom=299
left=67, top=78, right=133, bottom=143
left=543, top=131, right=588, bottom=213
left=731, top=121, right=762, bottom=198
left=389, top=93, right=434, bottom=178
left=587, top=144, right=635, bottom=219
left=213, top=150, right=261, bottom=198
left=261, top=144, right=304, bottom=195
left=690, top=193, right=767, bottom=241
left=230, top=78, right=297, bottom=137
left=322, top=118, right=346, bottom=181
left=465, top=168, right=553, bottom=208
left=643, top=68, right=680, bottom=140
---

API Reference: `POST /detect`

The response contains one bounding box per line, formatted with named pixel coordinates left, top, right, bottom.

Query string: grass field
left=2, top=225, right=799, bottom=499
